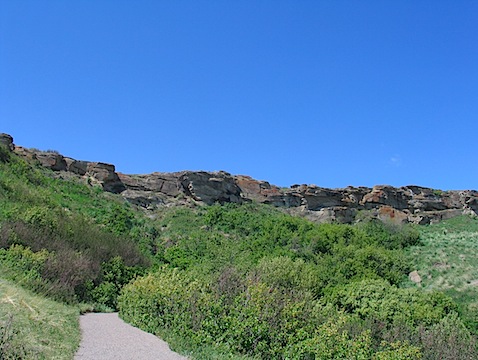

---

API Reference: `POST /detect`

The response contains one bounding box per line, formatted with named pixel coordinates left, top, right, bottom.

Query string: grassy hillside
left=1, top=144, right=477, bottom=359
left=407, top=215, right=478, bottom=332
left=0, top=278, right=79, bottom=359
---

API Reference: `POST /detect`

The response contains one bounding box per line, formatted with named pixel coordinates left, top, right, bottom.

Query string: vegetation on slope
left=0, top=145, right=151, bottom=358
left=0, top=144, right=477, bottom=359
left=0, top=278, right=79, bottom=359
left=119, top=204, right=477, bottom=359
left=407, top=215, right=478, bottom=333
left=0, top=145, right=149, bottom=307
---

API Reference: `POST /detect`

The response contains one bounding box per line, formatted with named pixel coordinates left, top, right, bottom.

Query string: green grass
left=406, top=215, right=478, bottom=332
left=0, top=276, right=80, bottom=359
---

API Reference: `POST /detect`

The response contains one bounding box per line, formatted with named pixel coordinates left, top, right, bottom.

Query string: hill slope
left=1, top=133, right=477, bottom=359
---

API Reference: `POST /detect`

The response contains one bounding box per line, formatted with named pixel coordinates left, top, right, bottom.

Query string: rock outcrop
left=0, top=133, right=14, bottom=151
left=6, top=133, right=478, bottom=225
left=118, top=171, right=242, bottom=207
left=13, top=146, right=125, bottom=194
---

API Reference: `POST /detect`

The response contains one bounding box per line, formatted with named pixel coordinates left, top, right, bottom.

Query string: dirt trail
left=75, top=313, right=188, bottom=360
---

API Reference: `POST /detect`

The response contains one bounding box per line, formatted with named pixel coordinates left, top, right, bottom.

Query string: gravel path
left=75, top=313, right=188, bottom=360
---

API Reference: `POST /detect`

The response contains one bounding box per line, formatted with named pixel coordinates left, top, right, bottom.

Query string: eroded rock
left=178, top=171, right=243, bottom=205
left=86, top=162, right=126, bottom=193
left=0, top=133, right=14, bottom=151
left=5, top=130, right=477, bottom=225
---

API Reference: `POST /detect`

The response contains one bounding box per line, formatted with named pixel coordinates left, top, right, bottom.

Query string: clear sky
left=1, top=1, right=477, bottom=190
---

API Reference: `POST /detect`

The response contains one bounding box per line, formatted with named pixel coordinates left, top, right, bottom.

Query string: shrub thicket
left=0, top=152, right=148, bottom=307
left=120, top=265, right=469, bottom=359
left=119, top=205, right=478, bottom=359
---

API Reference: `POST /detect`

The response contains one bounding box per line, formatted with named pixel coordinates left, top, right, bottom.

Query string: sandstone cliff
left=3, top=133, right=477, bottom=225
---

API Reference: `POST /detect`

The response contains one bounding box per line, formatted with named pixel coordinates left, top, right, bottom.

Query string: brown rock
left=120, top=189, right=165, bottom=209
left=118, top=172, right=181, bottom=197
left=35, top=152, right=67, bottom=171
left=405, top=186, right=449, bottom=212
left=377, top=206, right=409, bottom=225
left=178, top=171, right=243, bottom=205
left=7, top=132, right=478, bottom=225
left=262, top=191, right=303, bottom=208
left=300, top=186, right=345, bottom=210
left=407, top=209, right=464, bottom=225
left=360, top=185, right=410, bottom=210
left=65, top=158, right=88, bottom=175
left=234, top=175, right=273, bottom=202
left=86, top=162, right=126, bottom=193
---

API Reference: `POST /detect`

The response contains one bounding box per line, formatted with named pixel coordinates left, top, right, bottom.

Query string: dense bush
left=0, top=244, right=48, bottom=291
left=325, top=279, right=456, bottom=326
left=0, top=145, right=10, bottom=163
left=119, top=267, right=436, bottom=359
left=86, top=256, right=145, bottom=309
left=0, top=216, right=148, bottom=305
left=0, top=153, right=150, bottom=306
left=118, top=204, right=478, bottom=358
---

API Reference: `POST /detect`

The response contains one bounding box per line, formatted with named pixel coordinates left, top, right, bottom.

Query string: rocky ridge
left=3, top=133, right=477, bottom=225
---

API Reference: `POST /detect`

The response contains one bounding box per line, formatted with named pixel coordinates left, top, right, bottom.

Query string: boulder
left=409, top=270, right=422, bottom=284
left=292, top=206, right=357, bottom=224
left=262, top=191, right=303, bottom=208
left=120, top=189, right=165, bottom=209
left=404, top=186, right=449, bottom=212
left=408, top=209, right=464, bottom=225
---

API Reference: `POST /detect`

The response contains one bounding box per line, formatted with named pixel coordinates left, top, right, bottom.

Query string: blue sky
left=1, top=1, right=477, bottom=190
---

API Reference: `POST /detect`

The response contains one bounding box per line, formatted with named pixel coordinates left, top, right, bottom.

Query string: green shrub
left=87, top=256, right=144, bottom=309
left=0, top=145, right=10, bottom=163
left=255, top=256, right=322, bottom=295
left=22, top=206, right=59, bottom=233
left=325, top=279, right=456, bottom=327
left=0, top=244, right=48, bottom=290
left=358, top=220, right=421, bottom=249
left=119, top=267, right=207, bottom=334
left=284, top=316, right=375, bottom=359
left=419, top=313, right=477, bottom=360
left=120, top=268, right=433, bottom=359
left=372, top=341, right=422, bottom=360
left=0, top=218, right=147, bottom=304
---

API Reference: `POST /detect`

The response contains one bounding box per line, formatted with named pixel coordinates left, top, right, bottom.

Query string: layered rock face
left=13, top=146, right=125, bottom=194
left=7, top=133, right=478, bottom=224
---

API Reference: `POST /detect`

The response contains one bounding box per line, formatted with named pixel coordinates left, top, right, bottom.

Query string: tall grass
left=406, top=215, right=478, bottom=333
